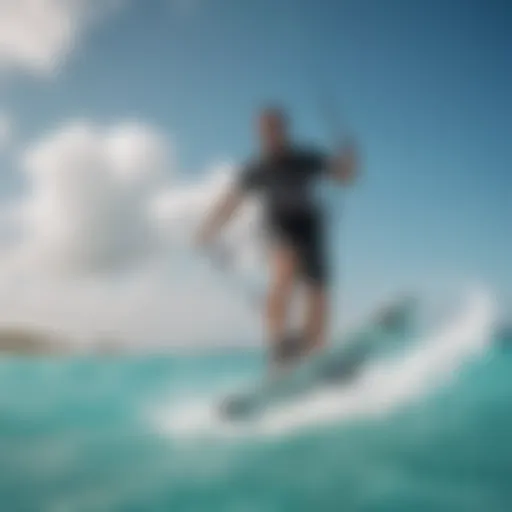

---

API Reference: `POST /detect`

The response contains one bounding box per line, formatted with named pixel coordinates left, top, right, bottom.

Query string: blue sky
left=0, top=0, right=509, bottom=344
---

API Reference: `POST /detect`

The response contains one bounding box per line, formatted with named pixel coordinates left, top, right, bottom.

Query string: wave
left=153, top=288, right=496, bottom=440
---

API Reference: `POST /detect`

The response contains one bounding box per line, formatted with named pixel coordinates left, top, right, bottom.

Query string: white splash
left=153, top=288, right=496, bottom=440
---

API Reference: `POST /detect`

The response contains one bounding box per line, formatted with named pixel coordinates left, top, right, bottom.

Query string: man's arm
left=195, top=187, right=244, bottom=247
left=196, top=160, right=261, bottom=246
left=328, top=140, right=359, bottom=185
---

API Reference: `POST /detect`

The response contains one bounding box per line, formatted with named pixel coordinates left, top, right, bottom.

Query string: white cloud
left=15, top=120, right=169, bottom=274
left=0, top=261, right=260, bottom=350
left=0, top=0, right=123, bottom=76
left=0, top=118, right=264, bottom=348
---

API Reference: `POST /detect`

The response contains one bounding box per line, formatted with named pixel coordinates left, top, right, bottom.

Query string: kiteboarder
left=196, top=106, right=359, bottom=367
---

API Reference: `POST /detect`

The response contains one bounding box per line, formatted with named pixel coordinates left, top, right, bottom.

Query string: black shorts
left=269, top=211, right=329, bottom=286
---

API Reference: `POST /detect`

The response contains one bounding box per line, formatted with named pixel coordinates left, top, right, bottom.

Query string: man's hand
left=331, top=139, right=359, bottom=185
left=193, top=188, right=243, bottom=250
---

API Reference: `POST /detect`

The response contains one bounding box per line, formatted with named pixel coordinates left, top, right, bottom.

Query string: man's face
left=258, top=110, right=288, bottom=153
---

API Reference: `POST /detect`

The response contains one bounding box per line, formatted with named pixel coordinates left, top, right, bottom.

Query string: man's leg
left=302, top=283, right=328, bottom=354
left=299, top=215, right=329, bottom=355
left=266, top=245, right=297, bottom=366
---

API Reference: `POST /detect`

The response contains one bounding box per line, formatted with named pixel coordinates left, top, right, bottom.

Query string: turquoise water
left=1, top=341, right=511, bottom=512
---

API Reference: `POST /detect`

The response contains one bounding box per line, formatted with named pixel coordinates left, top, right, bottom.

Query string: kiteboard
left=218, top=296, right=418, bottom=421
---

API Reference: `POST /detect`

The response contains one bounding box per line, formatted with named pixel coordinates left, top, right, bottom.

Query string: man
left=196, top=106, right=358, bottom=367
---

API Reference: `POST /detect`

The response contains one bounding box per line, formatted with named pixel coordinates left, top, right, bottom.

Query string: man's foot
left=271, top=333, right=309, bottom=367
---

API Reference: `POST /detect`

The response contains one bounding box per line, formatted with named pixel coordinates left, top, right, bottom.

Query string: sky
left=0, top=0, right=509, bottom=348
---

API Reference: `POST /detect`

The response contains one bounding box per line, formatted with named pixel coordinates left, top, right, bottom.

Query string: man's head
left=257, top=106, right=289, bottom=154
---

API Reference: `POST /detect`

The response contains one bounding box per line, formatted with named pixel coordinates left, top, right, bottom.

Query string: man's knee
left=268, top=248, right=297, bottom=303
left=267, top=280, right=293, bottom=313
left=304, top=285, right=328, bottom=317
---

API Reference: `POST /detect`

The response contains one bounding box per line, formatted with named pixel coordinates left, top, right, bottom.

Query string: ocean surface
left=0, top=293, right=511, bottom=512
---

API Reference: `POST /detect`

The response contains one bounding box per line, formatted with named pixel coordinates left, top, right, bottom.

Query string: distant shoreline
left=0, top=326, right=263, bottom=357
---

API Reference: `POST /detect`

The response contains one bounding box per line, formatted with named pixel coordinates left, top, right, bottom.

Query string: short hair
left=259, top=105, right=288, bottom=125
